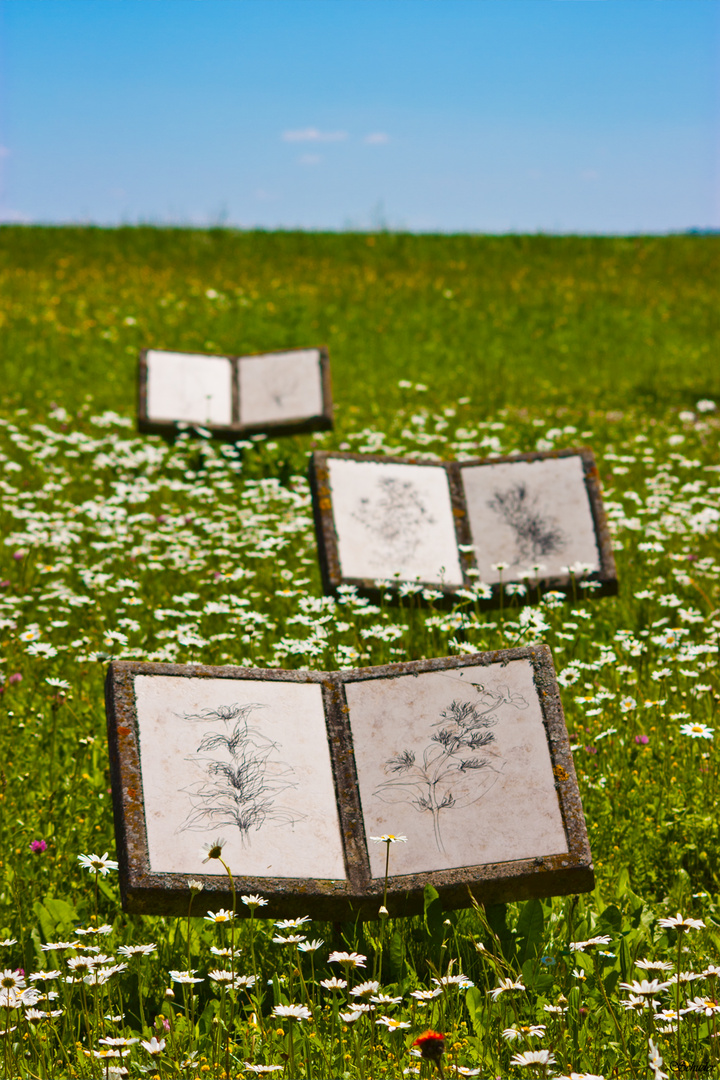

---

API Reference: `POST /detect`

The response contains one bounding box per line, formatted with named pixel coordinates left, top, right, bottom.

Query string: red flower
left=413, top=1030, right=445, bottom=1062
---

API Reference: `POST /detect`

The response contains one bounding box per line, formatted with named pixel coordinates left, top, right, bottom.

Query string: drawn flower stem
left=374, top=689, right=528, bottom=852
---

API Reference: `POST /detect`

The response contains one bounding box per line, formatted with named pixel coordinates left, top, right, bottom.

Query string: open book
left=138, top=345, right=333, bottom=438
left=106, top=646, right=593, bottom=919
left=310, top=447, right=617, bottom=608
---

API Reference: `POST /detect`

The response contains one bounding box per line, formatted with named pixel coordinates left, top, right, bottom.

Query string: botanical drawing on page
left=176, top=702, right=306, bottom=845
left=352, top=475, right=437, bottom=567
left=487, top=482, right=567, bottom=562
left=373, top=682, right=529, bottom=854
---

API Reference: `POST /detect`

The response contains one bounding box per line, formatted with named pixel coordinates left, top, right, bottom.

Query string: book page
left=134, top=675, right=347, bottom=880
left=346, top=660, right=568, bottom=877
left=462, top=455, right=600, bottom=585
left=145, top=350, right=233, bottom=425
left=327, top=458, right=463, bottom=586
left=238, top=349, right=324, bottom=425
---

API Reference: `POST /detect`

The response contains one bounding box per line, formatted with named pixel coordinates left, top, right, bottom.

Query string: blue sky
left=1, top=0, right=718, bottom=233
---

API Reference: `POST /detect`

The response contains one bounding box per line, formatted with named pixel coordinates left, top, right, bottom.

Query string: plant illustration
left=270, top=374, right=300, bottom=409
left=353, top=475, right=436, bottom=567
left=177, top=702, right=305, bottom=844
left=487, top=482, right=566, bottom=561
left=373, top=684, right=529, bottom=853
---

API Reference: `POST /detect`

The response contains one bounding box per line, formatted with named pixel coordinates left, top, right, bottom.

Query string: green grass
left=1, top=226, right=719, bottom=422
left=0, top=225, right=719, bottom=1078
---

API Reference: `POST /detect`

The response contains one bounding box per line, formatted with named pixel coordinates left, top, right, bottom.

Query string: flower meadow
left=0, top=227, right=719, bottom=1078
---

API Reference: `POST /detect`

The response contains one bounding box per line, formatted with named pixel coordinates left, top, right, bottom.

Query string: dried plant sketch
left=145, top=350, right=233, bottom=426
left=353, top=475, right=437, bottom=565
left=462, top=455, right=601, bottom=585
left=133, top=675, right=347, bottom=880
left=374, top=684, right=529, bottom=854
left=238, top=349, right=324, bottom=425
left=327, top=458, right=463, bottom=585
left=487, top=483, right=566, bottom=562
left=346, top=659, right=569, bottom=877
left=177, top=702, right=306, bottom=844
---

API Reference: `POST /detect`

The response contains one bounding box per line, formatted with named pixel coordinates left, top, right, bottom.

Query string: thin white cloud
left=282, top=127, right=347, bottom=143
left=0, top=146, right=10, bottom=159
left=298, top=154, right=322, bottom=166
left=364, top=132, right=389, bottom=145
left=0, top=207, right=31, bottom=223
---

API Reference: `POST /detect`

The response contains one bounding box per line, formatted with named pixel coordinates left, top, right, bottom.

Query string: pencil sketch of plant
left=177, top=702, right=306, bottom=845
left=373, top=684, right=529, bottom=853
left=487, top=482, right=566, bottom=562
left=352, top=475, right=436, bottom=567
left=270, top=374, right=299, bottom=410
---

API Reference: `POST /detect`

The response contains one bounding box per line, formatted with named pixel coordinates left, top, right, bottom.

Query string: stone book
left=310, top=447, right=617, bottom=608
left=137, top=345, right=333, bottom=438
left=105, top=647, right=593, bottom=919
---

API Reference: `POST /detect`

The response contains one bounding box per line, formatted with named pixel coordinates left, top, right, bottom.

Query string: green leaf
left=573, top=951, right=594, bottom=975
left=521, top=956, right=554, bottom=992
left=485, top=902, right=516, bottom=963
left=33, top=895, right=78, bottom=942
left=272, top=973, right=285, bottom=1007
left=517, top=899, right=544, bottom=961
left=198, top=997, right=219, bottom=1037
left=465, top=986, right=484, bottom=1036
left=567, top=985, right=581, bottom=1050
left=423, top=884, right=444, bottom=945
left=597, top=904, right=622, bottom=932
left=97, top=876, right=117, bottom=904
left=44, top=896, right=78, bottom=928
left=388, top=931, right=405, bottom=982
left=615, top=867, right=630, bottom=899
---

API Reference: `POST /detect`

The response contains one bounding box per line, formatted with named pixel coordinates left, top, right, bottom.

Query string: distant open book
left=106, top=647, right=593, bottom=919
left=310, top=447, right=617, bottom=607
left=138, top=346, right=333, bottom=438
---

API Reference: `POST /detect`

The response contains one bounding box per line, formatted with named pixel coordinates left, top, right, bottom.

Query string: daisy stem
left=48, top=697, right=60, bottom=796
left=244, top=908, right=266, bottom=1035
left=329, top=990, right=339, bottom=1067
left=287, top=1018, right=296, bottom=1078
left=383, top=839, right=390, bottom=911
left=295, top=945, right=313, bottom=1010
left=220, top=858, right=237, bottom=1070
left=675, top=929, right=683, bottom=1073
left=2, top=1007, right=9, bottom=1080
left=375, top=839, right=391, bottom=985
left=352, top=1022, right=365, bottom=1080
left=136, top=959, right=147, bottom=1033
left=79, top=979, right=99, bottom=1080
left=186, top=894, right=194, bottom=977
left=592, top=953, right=632, bottom=1073
left=710, top=983, right=719, bottom=1069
